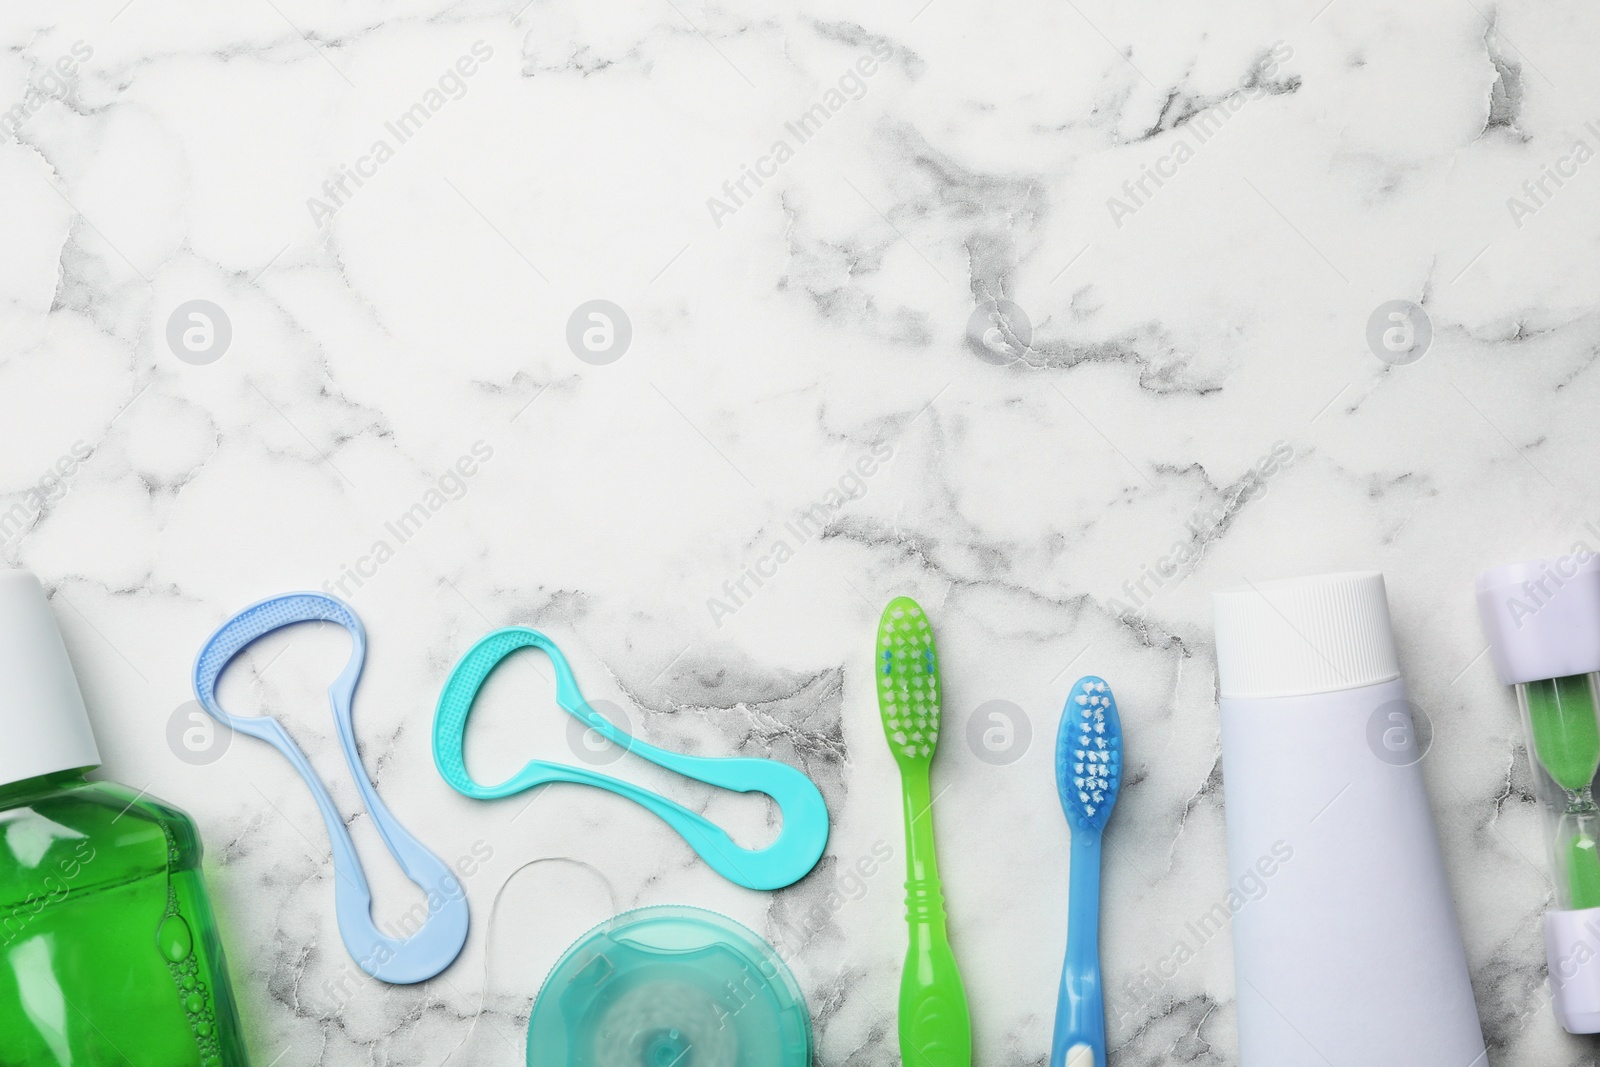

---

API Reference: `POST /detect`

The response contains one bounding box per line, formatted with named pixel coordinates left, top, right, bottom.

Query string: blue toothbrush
left=1052, top=676, right=1124, bottom=1067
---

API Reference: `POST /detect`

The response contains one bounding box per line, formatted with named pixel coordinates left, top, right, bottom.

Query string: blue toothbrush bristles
left=1058, top=677, right=1123, bottom=831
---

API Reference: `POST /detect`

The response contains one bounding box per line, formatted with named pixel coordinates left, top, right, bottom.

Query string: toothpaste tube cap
left=1213, top=571, right=1401, bottom=699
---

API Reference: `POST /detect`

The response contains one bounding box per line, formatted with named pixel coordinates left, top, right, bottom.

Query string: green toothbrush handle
left=900, top=768, right=971, bottom=1067
left=900, top=887, right=971, bottom=1067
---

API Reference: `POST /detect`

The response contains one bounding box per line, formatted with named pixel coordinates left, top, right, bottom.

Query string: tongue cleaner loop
left=432, top=626, right=829, bottom=892
left=192, top=592, right=469, bottom=985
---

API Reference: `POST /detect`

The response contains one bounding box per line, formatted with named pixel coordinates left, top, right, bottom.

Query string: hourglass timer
left=1479, top=553, right=1600, bottom=1034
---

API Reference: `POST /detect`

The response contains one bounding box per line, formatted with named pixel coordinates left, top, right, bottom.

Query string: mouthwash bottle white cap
left=1477, top=552, right=1600, bottom=1034
left=0, top=567, right=100, bottom=788
left=1211, top=571, right=1487, bottom=1067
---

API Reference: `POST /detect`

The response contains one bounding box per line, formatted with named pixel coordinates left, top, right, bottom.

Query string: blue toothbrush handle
left=1053, top=829, right=1106, bottom=1067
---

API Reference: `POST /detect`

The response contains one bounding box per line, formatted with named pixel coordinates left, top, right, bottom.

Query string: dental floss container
left=1478, top=552, right=1600, bottom=1033
left=1212, top=571, right=1486, bottom=1066
left=526, top=905, right=813, bottom=1067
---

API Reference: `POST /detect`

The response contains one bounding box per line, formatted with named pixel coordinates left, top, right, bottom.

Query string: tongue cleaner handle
left=192, top=593, right=469, bottom=985
left=432, top=626, right=829, bottom=891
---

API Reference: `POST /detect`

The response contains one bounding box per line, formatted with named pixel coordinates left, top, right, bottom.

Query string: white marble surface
left=3, top=0, right=1600, bottom=1063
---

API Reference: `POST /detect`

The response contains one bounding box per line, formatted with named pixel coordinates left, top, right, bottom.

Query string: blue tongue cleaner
left=431, top=626, right=830, bottom=892
left=192, top=592, right=469, bottom=985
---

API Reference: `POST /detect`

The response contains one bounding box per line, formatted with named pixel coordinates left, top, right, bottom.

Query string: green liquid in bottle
left=0, top=771, right=250, bottom=1066
left=1527, top=675, right=1600, bottom=910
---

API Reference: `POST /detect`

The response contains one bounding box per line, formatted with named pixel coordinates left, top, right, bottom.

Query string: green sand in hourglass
left=1527, top=675, right=1600, bottom=909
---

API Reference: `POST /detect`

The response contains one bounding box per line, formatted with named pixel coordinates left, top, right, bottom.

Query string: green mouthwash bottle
left=0, top=568, right=248, bottom=1065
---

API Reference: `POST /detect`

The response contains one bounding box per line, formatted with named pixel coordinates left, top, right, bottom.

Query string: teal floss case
left=527, top=905, right=813, bottom=1067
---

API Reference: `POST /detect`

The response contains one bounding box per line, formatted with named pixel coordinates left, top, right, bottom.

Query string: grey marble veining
left=2, top=0, right=1599, bottom=1063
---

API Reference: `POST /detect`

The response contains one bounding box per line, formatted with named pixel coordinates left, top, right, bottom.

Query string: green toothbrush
left=875, top=596, right=972, bottom=1067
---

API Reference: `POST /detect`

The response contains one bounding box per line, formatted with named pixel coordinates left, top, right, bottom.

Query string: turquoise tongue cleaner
left=431, top=625, right=830, bottom=892
left=435, top=627, right=830, bottom=1064
left=192, top=592, right=470, bottom=985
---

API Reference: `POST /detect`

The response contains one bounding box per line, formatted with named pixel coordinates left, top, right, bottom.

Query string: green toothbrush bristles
left=876, top=596, right=941, bottom=766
